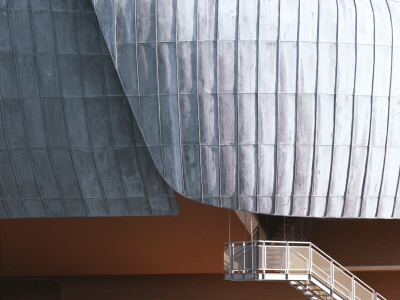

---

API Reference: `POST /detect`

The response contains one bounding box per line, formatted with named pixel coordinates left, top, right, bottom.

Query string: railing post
left=352, top=275, right=355, bottom=300
left=243, top=242, right=245, bottom=274
left=230, top=243, right=234, bottom=275
left=331, top=259, right=334, bottom=287
left=286, top=242, right=289, bottom=277
left=309, top=246, right=312, bottom=275
left=252, top=241, right=255, bottom=274
left=262, top=244, right=265, bottom=273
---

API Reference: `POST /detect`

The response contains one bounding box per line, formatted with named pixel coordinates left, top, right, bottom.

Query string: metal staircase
left=224, top=241, right=387, bottom=300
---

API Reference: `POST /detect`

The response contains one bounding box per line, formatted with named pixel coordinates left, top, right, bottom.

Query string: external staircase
left=224, top=241, right=386, bottom=300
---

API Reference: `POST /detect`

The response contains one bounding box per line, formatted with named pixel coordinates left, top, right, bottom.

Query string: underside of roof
left=1, top=0, right=400, bottom=218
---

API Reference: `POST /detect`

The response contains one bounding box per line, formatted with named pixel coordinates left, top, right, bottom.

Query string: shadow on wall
left=0, top=194, right=246, bottom=276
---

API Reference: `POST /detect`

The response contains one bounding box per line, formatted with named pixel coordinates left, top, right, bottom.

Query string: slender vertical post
left=243, top=241, right=246, bottom=274
left=332, top=259, right=335, bottom=291
left=309, top=246, right=313, bottom=275
left=262, top=244, right=266, bottom=273
left=244, top=212, right=247, bottom=241
left=228, top=210, right=231, bottom=245
left=352, top=275, right=355, bottom=300
left=285, top=242, right=289, bottom=277
left=251, top=214, right=253, bottom=242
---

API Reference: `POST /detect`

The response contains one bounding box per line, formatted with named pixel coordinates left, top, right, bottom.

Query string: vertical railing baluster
left=263, top=244, right=265, bottom=273
left=243, top=242, right=245, bottom=274
left=285, top=242, right=289, bottom=277
left=309, top=246, right=313, bottom=275
left=332, top=259, right=335, bottom=292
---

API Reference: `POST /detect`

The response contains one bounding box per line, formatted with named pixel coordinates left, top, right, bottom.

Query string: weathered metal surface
left=1, top=0, right=400, bottom=219
left=91, top=0, right=400, bottom=218
left=0, top=0, right=178, bottom=218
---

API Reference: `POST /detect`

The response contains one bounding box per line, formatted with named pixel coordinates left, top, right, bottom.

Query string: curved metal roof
left=1, top=0, right=400, bottom=218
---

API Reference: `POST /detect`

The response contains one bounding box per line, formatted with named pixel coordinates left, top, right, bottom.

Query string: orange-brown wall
left=310, top=219, right=400, bottom=266
left=1, top=272, right=399, bottom=300
left=0, top=195, right=246, bottom=276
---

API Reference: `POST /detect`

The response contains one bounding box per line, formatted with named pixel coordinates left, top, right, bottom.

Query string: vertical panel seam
left=154, top=0, right=171, bottom=212
left=49, top=1, right=88, bottom=216
left=195, top=0, right=204, bottom=203
left=216, top=0, right=223, bottom=208
left=7, top=4, right=45, bottom=215
left=235, top=0, right=240, bottom=210
left=358, top=0, right=376, bottom=218
left=133, top=0, right=153, bottom=215
left=324, top=0, right=340, bottom=217
left=308, top=0, right=320, bottom=217
left=28, top=2, right=68, bottom=216
left=255, top=0, right=260, bottom=212
left=72, top=9, right=110, bottom=216
left=273, top=0, right=281, bottom=215
left=341, top=0, right=358, bottom=217
left=378, top=0, right=394, bottom=217
left=290, top=0, right=301, bottom=216
left=96, top=16, right=132, bottom=216
left=175, top=0, right=186, bottom=196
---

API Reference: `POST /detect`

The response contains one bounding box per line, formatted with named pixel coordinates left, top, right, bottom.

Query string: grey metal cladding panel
left=114, top=147, right=146, bottom=198
left=158, top=43, right=178, bottom=94
left=70, top=147, right=103, bottom=199
left=108, top=96, right=134, bottom=146
left=11, top=149, right=41, bottom=199
left=9, top=9, right=33, bottom=52
left=75, top=13, right=101, bottom=55
left=42, top=199, right=66, bottom=218
left=2, top=99, right=27, bottom=148
left=63, top=198, right=87, bottom=217
left=31, top=10, right=55, bottom=53
left=0, top=53, right=19, bottom=99
left=92, top=147, right=125, bottom=198
left=0, top=9, right=12, bottom=50
left=16, top=53, right=40, bottom=98
left=42, top=98, right=68, bottom=147
left=85, top=198, right=109, bottom=216
left=199, top=93, right=218, bottom=145
left=53, top=11, right=78, bottom=54
left=22, top=98, right=47, bottom=148
left=115, top=43, right=138, bottom=96
left=64, top=97, right=90, bottom=147
left=85, top=97, right=112, bottom=147
left=0, top=150, right=22, bottom=200
left=101, top=55, right=125, bottom=95
left=80, top=55, right=105, bottom=96
left=0, top=1, right=178, bottom=218
left=51, top=148, right=82, bottom=199
left=0, top=106, right=7, bottom=149
left=58, top=54, right=83, bottom=97
left=36, top=54, right=61, bottom=97
left=31, top=149, right=61, bottom=199
left=80, top=0, right=400, bottom=218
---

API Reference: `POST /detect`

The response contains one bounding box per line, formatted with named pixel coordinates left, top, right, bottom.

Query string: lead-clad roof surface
left=1, top=0, right=400, bottom=218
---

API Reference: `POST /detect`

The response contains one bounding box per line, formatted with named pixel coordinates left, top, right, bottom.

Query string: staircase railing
left=224, top=240, right=386, bottom=300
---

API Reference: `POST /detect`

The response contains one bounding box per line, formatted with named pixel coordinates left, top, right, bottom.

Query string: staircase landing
left=224, top=241, right=386, bottom=300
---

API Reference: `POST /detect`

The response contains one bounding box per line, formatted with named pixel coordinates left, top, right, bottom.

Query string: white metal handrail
left=225, top=240, right=386, bottom=300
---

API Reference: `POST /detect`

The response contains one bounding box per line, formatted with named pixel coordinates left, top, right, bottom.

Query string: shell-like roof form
left=1, top=0, right=400, bottom=218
